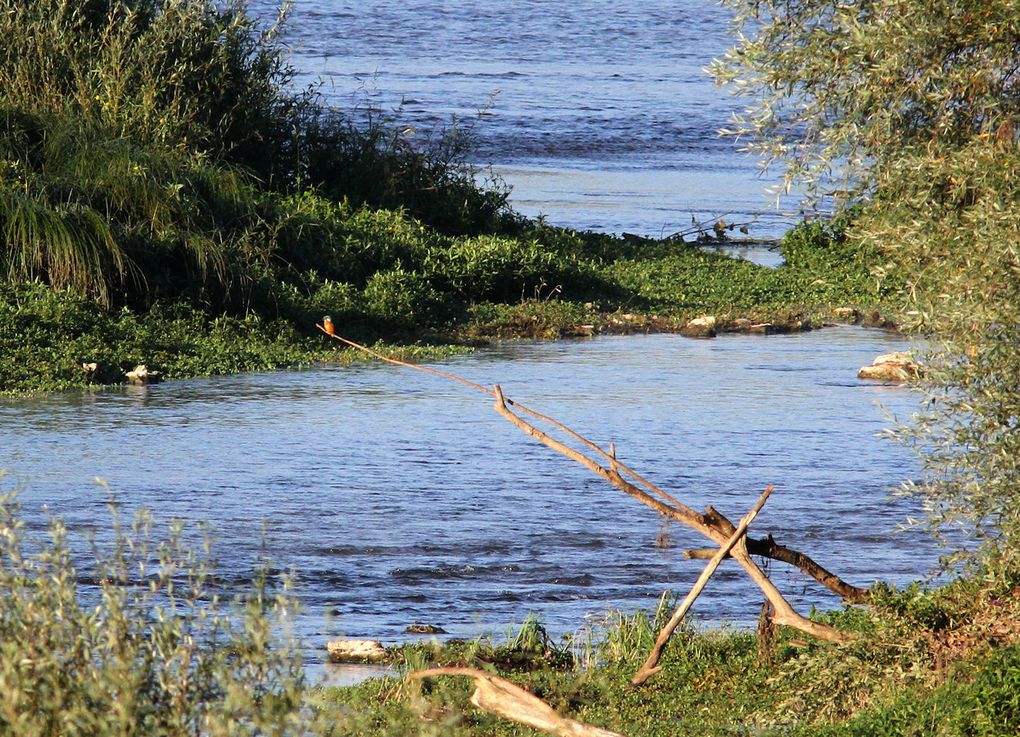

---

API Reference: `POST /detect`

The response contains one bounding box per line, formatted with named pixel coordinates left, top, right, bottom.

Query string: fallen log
left=410, top=668, right=625, bottom=737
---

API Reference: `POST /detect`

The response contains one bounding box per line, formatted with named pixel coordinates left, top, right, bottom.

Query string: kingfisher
left=322, top=315, right=335, bottom=335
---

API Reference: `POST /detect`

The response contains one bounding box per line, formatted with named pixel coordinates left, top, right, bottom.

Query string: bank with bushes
left=0, top=2, right=899, bottom=397
left=4, top=2, right=1018, bottom=737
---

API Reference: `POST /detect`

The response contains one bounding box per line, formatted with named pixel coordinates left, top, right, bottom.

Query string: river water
left=1, top=329, right=932, bottom=672
left=1, top=4, right=934, bottom=676
left=250, top=0, right=796, bottom=238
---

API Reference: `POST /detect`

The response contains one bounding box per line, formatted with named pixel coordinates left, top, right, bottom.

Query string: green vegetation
left=607, top=214, right=897, bottom=316
left=315, top=575, right=1020, bottom=736
left=714, top=0, right=1020, bottom=570
left=0, top=1, right=899, bottom=397
left=6, top=1, right=1018, bottom=736
left=0, top=498, right=308, bottom=736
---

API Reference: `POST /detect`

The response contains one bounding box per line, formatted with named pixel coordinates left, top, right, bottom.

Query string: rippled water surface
left=249, top=0, right=795, bottom=236
left=2, top=329, right=933, bottom=670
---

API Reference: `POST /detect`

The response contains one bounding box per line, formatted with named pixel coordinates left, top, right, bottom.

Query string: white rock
left=326, top=639, right=388, bottom=663
left=125, top=364, right=160, bottom=384
left=858, top=353, right=919, bottom=382
left=681, top=315, right=717, bottom=338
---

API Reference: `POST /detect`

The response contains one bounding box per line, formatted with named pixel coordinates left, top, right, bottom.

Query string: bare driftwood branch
left=490, top=383, right=849, bottom=644
left=685, top=536, right=867, bottom=603
left=410, top=668, right=626, bottom=737
left=319, top=329, right=859, bottom=647
left=631, top=485, right=773, bottom=685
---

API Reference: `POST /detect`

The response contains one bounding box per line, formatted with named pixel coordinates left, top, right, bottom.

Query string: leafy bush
left=716, top=0, right=1020, bottom=571
left=427, top=235, right=592, bottom=303
left=0, top=496, right=306, bottom=736
left=363, top=268, right=444, bottom=327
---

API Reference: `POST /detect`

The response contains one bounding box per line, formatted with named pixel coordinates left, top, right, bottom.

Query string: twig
left=317, top=327, right=695, bottom=513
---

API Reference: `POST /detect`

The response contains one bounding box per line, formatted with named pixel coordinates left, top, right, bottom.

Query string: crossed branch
left=319, top=327, right=861, bottom=682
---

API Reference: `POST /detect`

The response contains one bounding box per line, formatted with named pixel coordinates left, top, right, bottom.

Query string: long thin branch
left=491, top=385, right=848, bottom=644
left=320, top=328, right=696, bottom=513
left=686, top=537, right=868, bottom=603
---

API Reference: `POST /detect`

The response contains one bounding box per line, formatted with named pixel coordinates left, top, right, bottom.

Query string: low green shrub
left=804, top=645, right=1020, bottom=737
left=362, top=268, right=445, bottom=327
left=0, top=282, right=319, bottom=395
left=0, top=496, right=306, bottom=737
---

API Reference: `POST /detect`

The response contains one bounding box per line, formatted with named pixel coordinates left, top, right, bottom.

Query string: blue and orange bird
left=322, top=315, right=335, bottom=335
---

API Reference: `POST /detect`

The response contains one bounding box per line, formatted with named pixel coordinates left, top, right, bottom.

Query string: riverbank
left=0, top=214, right=901, bottom=397
left=0, top=2, right=901, bottom=398
left=313, top=575, right=1020, bottom=736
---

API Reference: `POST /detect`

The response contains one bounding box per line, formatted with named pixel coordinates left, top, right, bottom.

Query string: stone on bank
left=326, top=639, right=389, bottom=663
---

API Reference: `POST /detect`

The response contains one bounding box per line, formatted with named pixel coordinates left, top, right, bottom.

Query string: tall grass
left=0, top=0, right=515, bottom=237
left=0, top=0, right=294, bottom=160
left=0, top=109, right=251, bottom=305
left=0, top=0, right=525, bottom=314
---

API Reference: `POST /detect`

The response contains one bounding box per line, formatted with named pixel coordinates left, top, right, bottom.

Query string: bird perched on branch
left=322, top=315, right=335, bottom=335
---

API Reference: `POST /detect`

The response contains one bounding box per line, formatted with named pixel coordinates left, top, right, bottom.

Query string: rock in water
left=405, top=623, right=447, bottom=634
left=857, top=352, right=920, bottom=382
left=326, top=639, right=388, bottom=663
left=125, top=364, right=161, bottom=384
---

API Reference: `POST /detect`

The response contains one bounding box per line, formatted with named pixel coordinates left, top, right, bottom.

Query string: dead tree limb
left=491, top=384, right=850, bottom=645
left=318, top=328, right=862, bottom=645
left=410, top=668, right=626, bottom=737
left=685, top=536, right=867, bottom=603
left=631, top=485, right=773, bottom=686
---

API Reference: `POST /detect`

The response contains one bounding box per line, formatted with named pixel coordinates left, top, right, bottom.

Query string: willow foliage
left=0, top=497, right=307, bottom=736
left=715, top=0, right=1020, bottom=568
